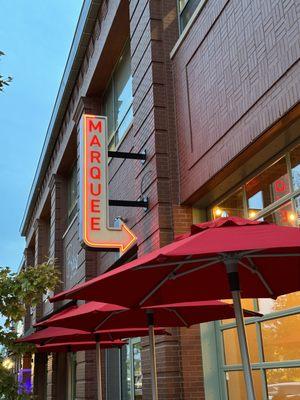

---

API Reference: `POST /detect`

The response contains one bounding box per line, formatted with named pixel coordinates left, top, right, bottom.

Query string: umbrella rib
left=249, top=253, right=300, bottom=258
left=238, top=259, right=274, bottom=296
left=167, top=308, right=189, bottom=327
left=134, top=256, right=220, bottom=270
left=93, top=310, right=126, bottom=331
left=44, top=337, right=55, bottom=345
left=138, top=256, right=194, bottom=306
left=171, top=259, right=220, bottom=280
left=238, top=249, right=266, bottom=257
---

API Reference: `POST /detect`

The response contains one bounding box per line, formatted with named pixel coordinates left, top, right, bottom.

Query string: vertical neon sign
left=79, top=115, right=136, bottom=252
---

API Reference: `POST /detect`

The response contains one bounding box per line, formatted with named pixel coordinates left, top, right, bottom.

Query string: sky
left=0, top=1, right=83, bottom=271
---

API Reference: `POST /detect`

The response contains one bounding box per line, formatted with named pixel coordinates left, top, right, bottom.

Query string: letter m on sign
left=89, top=119, right=102, bottom=132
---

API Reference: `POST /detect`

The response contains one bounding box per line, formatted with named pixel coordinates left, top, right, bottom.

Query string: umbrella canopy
left=37, top=299, right=259, bottom=400
left=17, top=327, right=89, bottom=344
left=36, top=340, right=124, bottom=353
left=37, top=300, right=260, bottom=331
left=17, top=326, right=169, bottom=345
left=49, top=216, right=300, bottom=400
left=50, top=217, right=300, bottom=307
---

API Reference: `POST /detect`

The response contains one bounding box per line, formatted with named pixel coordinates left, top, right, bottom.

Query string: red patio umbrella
left=18, top=324, right=168, bottom=400
left=50, top=217, right=300, bottom=400
left=36, top=340, right=124, bottom=353
left=17, top=325, right=168, bottom=345
left=37, top=300, right=259, bottom=331
left=36, top=339, right=124, bottom=400
left=39, top=299, right=260, bottom=400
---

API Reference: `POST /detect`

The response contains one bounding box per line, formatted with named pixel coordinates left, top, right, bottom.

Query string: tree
left=0, top=362, right=33, bottom=400
left=0, top=262, right=60, bottom=351
left=0, top=262, right=60, bottom=398
left=0, top=51, right=12, bottom=92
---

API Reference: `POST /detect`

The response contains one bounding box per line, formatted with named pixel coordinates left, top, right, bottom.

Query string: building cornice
left=20, top=0, right=102, bottom=236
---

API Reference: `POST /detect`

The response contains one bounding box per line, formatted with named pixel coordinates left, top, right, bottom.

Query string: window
left=211, top=144, right=300, bottom=224
left=205, top=142, right=300, bottom=399
left=67, top=353, right=76, bottom=400
left=213, top=187, right=244, bottom=219
left=246, top=157, right=290, bottom=214
left=67, top=163, right=78, bottom=223
left=121, top=338, right=143, bottom=400
left=70, top=353, right=76, bottom=400
left=178, top=0, right=202, bottom=32
left=266, top=368, right=300, bottom=399
left=103, top=42, right=133, bottom=149
left=226, top=370, right=263, bottom=400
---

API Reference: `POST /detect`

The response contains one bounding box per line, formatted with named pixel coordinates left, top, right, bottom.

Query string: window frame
left=122, top=337, right=143, bottom=400
left=102, top=40, right=133, bottom=151
left=177, top=0, right=203, bottom=33
left=209, top=142, right=300, bottom=226
left=201, top=140, right=300, bottom=399
left=67, top=162, right=78, bottom=224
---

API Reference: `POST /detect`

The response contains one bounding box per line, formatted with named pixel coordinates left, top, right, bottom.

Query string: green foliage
left=0, top=262, right=60, bottom=351
left=0, top=363, right=34, bottom=400
left=0, top=262, right=59, bottom=398
left=0, top=262, right=60, bottom=327
left=0, top=51, right=12, bottom=92
left=0, top=363, right=20, bottom=399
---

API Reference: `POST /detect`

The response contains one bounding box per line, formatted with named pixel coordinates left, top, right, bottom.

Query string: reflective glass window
left=122, top=339, right=142, bottom=400
left=213, top=187, right=244, bottom=219
left=206, top=143, right=300, bottom=400
left=294, top=195, right=300, bottom=225
left=67, top=163, right=77, bottom=222
left=261, top=314, right=300, bottom=362
left=266, top=368, right=300, bottom=399
left=290, top=144, right=300, bottom=191
left=263, top=201, right=296, bottom=226
left=226, top=370, right=263, bottom=400
left=103, top=42, right=133, bottom=149
left=246, top=158, right=290, bottom=214
left=223, top=324, right=259, bottom=365
left=178, top=0, right=201, bottom=32
left=133, top=341, right=142, bottom=399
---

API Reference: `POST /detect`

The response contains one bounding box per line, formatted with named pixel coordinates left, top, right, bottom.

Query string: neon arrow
left=79, top=114, right=137, bottom=252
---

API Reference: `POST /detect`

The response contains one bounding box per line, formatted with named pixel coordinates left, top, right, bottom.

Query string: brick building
left=20, top=0, right=300, bottom=399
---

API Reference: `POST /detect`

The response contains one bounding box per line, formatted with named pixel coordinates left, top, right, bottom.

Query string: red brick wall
left=173, top=0, right=300, bottom=203
left=179, top=326, right=205, bottom=400
left=173, top=205, right=193, bottom=237
left=21, top=0, right=209, bottom=399
left=128, top=1, right=187, bottom=399
left=172, top=205, right=205, bottom=400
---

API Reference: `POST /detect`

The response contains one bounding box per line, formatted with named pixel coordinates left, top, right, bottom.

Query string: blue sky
left=0, top=1, right=83, bottom=271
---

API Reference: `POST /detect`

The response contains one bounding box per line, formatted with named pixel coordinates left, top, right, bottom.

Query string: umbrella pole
left=67, top=351, right=72, bottom=400
left=147, top=311, right=159, bottom=400
left=96, top=341, right=103, bottom=400
left=226, top=259, right=256, bottom=400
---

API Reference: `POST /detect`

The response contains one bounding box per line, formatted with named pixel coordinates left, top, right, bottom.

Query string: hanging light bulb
left=288, top=212, right=297, bottom=222
left=214, top=208, right=223, bottom=217
left=249, top=210, right=257, bottom=219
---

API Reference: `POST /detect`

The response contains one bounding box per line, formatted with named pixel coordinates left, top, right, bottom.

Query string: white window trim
left=170, top=0, right=208, bottom=59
